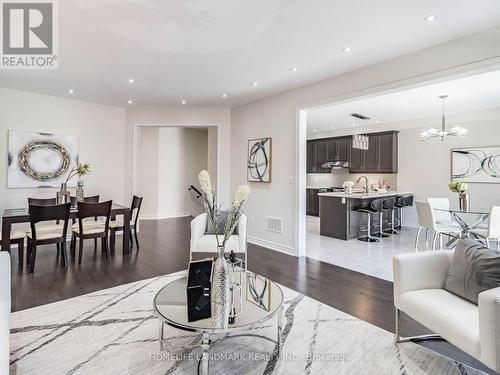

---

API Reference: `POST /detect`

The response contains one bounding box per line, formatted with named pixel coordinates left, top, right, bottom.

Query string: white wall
left=137, top=127, right=159, bottom=218
left=156, top=128, right=207, bottom=219
left=0, top=88, right=126, bottom=216
left=231, top=25, right=500, bottom=255
left=398, top=119, right=500, bottom=226
left=126, top=107, right=231, bottom=207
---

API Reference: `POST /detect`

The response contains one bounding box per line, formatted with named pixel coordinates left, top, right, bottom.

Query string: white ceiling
left=1, top=0, right=500, bottom=107
left=306, top=69, right=500, bottom=135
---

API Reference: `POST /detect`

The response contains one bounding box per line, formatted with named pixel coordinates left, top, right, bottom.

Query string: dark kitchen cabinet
left=348, top=131, right=398, bottom=173
left=306, top=188, right=320, bottom=216
left=326, top=137, right=350, bottom=161
left=306, top=140, right=329, bottom=173
left=337, top=137, right=350, bottom=160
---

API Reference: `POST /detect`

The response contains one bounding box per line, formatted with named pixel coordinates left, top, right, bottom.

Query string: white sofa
left=394, top=250, right=500, bottom=372
left=0, top=252, right=10, bottom=375
left=190, top=213, right=247, bottom=267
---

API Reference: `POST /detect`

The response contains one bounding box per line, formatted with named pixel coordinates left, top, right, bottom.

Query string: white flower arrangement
left=198, top=170, right=250, bottom=249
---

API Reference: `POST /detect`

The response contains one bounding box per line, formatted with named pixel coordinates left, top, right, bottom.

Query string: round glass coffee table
left=153, top=271, right=284, bottom=375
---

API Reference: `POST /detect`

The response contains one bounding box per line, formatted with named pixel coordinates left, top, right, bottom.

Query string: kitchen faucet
left=356, top=176, right=369, bottom=193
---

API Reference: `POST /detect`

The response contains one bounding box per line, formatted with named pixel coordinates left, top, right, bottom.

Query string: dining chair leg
left=486, top=238, right=491, bottom=248
left=110, top=229, right=115, bottom=253
left=414, top=226, right=422, bottom=249
left=432, top=232, right=438, bottom=250
left=18, top=239, right=24, bottom=268
left=29, top=244, right=37, bottom=274
left=26, top=240, right=32, bottom=267
left=134, top=229, right=139, bottom=251
left=129, top=231, right=134, bottom=248
left=94, top=238, right=98, bottom=252
left=56, top=243, right=60, bottom=257
left=101, top=237, right=109, bottom=259
left=70, top=233, right=75, bottom=252
left=424, top=228, right=429, bottom=246
left=61, top=241, right=67, bottom=267
left=78, top=237, right=84, bottom=265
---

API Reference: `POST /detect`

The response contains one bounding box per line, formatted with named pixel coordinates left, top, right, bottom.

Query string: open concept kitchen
left=304, top=69, right=500, bottom=282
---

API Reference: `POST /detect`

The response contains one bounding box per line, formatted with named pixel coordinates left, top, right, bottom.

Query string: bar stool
left=383, top=197, right=398, bottom=235
left=372, top=199, right=390, bottom=238
left=357, top=203, right=380, bottom=243
left=395, top=195, right=414, bottom=230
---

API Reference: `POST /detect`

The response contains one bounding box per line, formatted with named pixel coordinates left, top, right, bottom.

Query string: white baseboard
left=140, top=213, right=192, bottom=220
left=247, top=236, right=297, bottom=256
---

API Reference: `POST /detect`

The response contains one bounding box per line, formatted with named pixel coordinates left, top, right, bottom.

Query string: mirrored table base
left=158, top=304, right=283, bottom=375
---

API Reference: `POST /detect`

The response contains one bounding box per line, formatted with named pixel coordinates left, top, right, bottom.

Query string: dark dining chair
left=27, top=197, right=63, bottom=254
left=72, top=201, right=112, bottom=265
left=27, top=203, right=71, bottom=274
left=0, top=226, right=25, bottom=268
left=69, top=195, right=100, bottom=251
left=109, top=195, right=143, bottom=251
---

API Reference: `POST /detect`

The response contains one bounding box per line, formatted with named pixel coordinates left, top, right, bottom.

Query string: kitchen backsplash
left=307, top=172, right=398, bottom=190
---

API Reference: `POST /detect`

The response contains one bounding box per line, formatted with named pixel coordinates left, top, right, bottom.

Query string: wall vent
left=266, top=217, right=283, bottom=234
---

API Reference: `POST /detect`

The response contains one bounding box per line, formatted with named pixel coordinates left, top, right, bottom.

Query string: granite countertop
left=317, top=191, right=413, bottom=199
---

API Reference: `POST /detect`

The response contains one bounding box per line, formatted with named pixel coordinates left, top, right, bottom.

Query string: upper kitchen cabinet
left=326, top=137, right=350, bottom=161
left=307, top=140, right=329, bottom=173
left=348, top=131, right=398, bottom=173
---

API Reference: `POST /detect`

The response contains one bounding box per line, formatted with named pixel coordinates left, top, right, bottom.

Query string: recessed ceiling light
left=343, top=47, right=352, bottom=53
left=221, top=93, right=227, bottom=98
left=127, top=99, right=133, bottom=104
left=312, top=129, right=317, bottom=133
left=252, top=82, right=258, bottom=87
left=67, top=89, right=75, bottom=94
left=424, top=15, right=436, bottom=22
left=375, top=120, right=380, bottom=123
left=330, top=126, right=335, bottom=129
left=181, top=100, right=187, bottom=105
left=128, top=78, right=134, bottom=84
left=290, top=67, right=298, bottom=72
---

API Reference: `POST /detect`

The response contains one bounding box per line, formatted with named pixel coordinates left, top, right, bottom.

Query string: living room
left=2, top=1, right=500, bottom=374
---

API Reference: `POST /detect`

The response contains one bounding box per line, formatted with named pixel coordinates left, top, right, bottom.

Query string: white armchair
left=190, top=213, right=247, bottom=268
left=394, top=251, right=500, bottom=372
left=0, top=252, right=11, bottom=375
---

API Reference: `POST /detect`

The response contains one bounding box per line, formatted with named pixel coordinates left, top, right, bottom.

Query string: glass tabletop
left=2, top=202, right=129, bottom=218
left=434, top=206, right=491, bottom=215
left=154, top=271, right=284, bottom=333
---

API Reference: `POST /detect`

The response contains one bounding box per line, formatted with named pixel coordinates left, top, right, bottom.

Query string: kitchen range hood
left=321, top=160, right=349, bottom=169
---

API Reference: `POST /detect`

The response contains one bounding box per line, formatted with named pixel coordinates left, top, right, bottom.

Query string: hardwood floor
left=6, top=217, right=496, bottom=374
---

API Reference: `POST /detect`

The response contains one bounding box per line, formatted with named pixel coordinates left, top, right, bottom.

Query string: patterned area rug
left=9, top=272, right=486, bottom=375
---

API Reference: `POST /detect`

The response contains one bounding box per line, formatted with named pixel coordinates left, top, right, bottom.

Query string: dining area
left=414, top=196, right=499, bottom=251
left=0, top=194, right=143, bottom=274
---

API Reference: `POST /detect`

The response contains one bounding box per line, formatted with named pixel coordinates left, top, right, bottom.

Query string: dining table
left=435, top=206, right=490, bottom=245
left=1, top=202, right=132, bottom=255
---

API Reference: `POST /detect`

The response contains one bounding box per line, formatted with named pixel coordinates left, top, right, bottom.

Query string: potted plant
left=448, top=180, right=469, bottom=210
left=198, top=170, right=250, bottom=328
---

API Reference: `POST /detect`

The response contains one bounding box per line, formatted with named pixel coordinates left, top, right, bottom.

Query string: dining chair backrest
left=404, top=195, right=414, bottom=207
left=488, top=206, right=500, bottom=239
left=415, top=200, right=437, bottom=230
left=77, top=201, right=112, bottom=229
left=426, top=197, right=452, bottom=223
left=28, top=203, right=71, bottom=241
left=28, top=197, right=57, bottom=206
left=131, top=195, right=143, bottom=225
left=383, top=197, right=396, bottom=210
left=70, top=195, right=100, bottom=206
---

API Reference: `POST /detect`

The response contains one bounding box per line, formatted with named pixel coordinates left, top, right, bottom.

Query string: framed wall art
left=247, top=137, right=272, bottom=183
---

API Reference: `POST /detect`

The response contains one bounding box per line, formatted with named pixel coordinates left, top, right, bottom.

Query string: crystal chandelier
left=351, top=113, right=370, bottom=150
left=420, top=95, right=468, bottom=141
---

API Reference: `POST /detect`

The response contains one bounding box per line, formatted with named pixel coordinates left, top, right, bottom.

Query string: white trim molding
left=247, top=236, right=296, bottom=256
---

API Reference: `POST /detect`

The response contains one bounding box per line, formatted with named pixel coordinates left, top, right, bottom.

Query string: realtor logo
left=1, top=0, right=58, bottom=69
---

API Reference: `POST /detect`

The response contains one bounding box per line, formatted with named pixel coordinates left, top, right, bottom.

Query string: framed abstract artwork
left=247, top=137, right=272, bottom=183
left=8, top=130, right=79, bottom=188
left=451, top=146, right=500, bottom=183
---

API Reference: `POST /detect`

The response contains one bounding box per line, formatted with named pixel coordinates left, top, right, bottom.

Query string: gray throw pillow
left=444, top=238, right=500, bottom=304
left=204, top=211, right=238, bottom=235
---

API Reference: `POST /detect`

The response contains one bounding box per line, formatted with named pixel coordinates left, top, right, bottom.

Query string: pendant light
left=420, top=95, right=468, bottom=141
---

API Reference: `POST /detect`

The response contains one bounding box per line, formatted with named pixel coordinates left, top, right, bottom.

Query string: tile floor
left=306, top=216, right=435, bottom=281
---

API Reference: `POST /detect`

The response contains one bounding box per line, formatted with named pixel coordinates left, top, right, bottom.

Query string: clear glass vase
left=211, top=245, right=231, bottom=329
left=76, top=179, right=84, bottom=202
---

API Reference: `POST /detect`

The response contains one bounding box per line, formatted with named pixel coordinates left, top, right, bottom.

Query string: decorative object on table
left=342, top=181, right=354, bottom=194
left=58, top=163, right=91, bottom=204
left=186, top=259, right=213, bottom=322
left=246, top=273, right=271, bottom=311
left=449, top=180, right=469, bottom=211
left=452, top=146, right=500, bottom=183
left=420, top=95, right=468, bottom=141
left=56, top=182, right=71, bottom=204
left=247, top=137, right=272, bottom=182
left=228, top=255, right=243, bottom=325
left=7, top=130, right=79, bottom=188
left=198, top=170, right=250, bottom=329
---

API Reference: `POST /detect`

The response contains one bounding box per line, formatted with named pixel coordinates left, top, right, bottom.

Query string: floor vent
left=266, top=217, right=283, bottom=233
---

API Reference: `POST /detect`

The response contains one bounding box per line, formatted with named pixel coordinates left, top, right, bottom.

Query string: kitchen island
left=318, top=191, right=413, bottom=240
